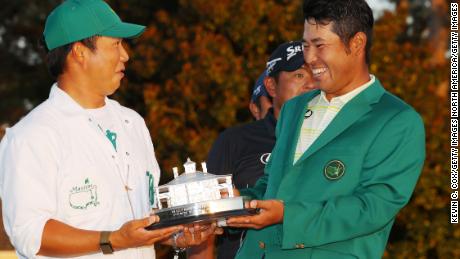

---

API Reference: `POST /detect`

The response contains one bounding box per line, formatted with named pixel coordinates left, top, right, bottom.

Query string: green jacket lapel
left=294, top=79, right=386, bottom=165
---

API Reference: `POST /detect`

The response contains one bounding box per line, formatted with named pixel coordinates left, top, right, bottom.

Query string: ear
left=350, top=32, right=367, bottom=58
left=264, top=77, right=277, bottom=98
left=249, top=102, right=261, bottom=120
left=69, top=42, right=88, bottom=65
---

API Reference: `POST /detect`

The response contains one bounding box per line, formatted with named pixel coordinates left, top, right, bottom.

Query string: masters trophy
left=145, top=158, right=257, bottom=230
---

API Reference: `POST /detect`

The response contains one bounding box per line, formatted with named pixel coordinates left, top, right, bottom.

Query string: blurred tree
left=0, top=1, right=57, bottom=127
left=0, top=0, right=455, bottom=258
left=111, top=0, right=304, bottom=179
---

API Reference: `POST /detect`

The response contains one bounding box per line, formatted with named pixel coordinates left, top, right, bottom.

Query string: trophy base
left=145, top=196, right=257, bottom=230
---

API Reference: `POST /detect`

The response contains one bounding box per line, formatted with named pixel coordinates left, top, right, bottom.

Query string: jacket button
left=258, top=241, right=265, bottom=249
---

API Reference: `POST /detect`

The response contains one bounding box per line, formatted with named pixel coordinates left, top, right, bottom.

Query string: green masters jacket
left=237, top=78, right=425, bottom=259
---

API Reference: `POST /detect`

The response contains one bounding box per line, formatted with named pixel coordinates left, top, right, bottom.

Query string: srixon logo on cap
left=286, top=45, right=303, bottom=61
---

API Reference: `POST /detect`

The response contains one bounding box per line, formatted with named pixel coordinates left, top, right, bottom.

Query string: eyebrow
left=302, top=38, right=325, bottom=44
left=312, top=38, right=325, bottom=43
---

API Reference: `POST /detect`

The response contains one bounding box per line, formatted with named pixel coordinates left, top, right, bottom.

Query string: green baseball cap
left=43, top=0, right=145, bottom=50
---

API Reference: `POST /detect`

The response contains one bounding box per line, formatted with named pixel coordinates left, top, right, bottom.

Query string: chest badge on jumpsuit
left=324, top=160, right=345, bottom=180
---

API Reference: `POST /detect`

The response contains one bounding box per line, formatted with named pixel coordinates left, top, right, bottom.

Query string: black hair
left=38, top=35, right=99, bottom=79
left=303, top=0, right=374, bottom=64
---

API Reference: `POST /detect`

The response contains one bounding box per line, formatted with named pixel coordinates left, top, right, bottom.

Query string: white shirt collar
left=319, top=74, right=375, bottom=105
left=49, top=83, right=111, bottom=116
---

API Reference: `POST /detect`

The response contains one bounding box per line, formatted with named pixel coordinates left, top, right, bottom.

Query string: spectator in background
left=249, top=71, right=272, bottom=120
left=188, top=40, right=316, bottom=259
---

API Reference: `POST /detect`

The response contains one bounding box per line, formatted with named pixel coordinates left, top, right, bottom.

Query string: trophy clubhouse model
left=146, top=158, right=257, bottom=230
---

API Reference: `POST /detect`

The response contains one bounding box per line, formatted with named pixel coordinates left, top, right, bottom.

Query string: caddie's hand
left=110, top=215, right=183, bottom=250
left=176, top=222, right=223, bottom=247
left=226, top=199, right=284, bottom=229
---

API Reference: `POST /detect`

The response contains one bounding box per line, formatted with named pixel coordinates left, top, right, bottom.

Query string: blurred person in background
left=249, top=71, right=272, bottom=120
left=188, top=40, right=316, bottom=259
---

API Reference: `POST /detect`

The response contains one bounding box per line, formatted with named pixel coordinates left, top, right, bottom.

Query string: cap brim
left=282, top=55, right=305, bottom=72
left=101, top=22, right=146, bottom=39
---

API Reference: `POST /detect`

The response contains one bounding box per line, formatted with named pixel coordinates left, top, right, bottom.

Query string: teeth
left=312, top=68, right=327, bottom=76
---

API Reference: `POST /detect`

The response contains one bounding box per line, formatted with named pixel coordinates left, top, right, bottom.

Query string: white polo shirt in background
left=0, top=84, right=161, bottom=259
left=293, top=75, right=375, bottom=164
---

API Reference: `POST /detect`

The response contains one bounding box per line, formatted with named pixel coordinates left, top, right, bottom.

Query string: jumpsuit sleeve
left=0, top=127, right=60, bottom=258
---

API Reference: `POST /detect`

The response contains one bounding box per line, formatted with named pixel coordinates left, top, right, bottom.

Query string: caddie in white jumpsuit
left=0, top=0, right=217, bottom=258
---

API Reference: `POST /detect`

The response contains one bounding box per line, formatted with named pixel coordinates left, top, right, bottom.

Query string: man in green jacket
left=226, top=0, right=426, bottom=258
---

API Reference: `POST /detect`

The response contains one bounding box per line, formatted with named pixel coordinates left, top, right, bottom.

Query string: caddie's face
left=302, top=19, right=358, bottom=98
left=85, top=36, right=129, bottom=96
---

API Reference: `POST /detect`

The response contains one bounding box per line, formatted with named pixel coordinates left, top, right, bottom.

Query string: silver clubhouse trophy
left=146, top=158, right=257, bottom=230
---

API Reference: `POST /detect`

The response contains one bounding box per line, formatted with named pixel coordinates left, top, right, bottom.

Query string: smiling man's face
left=302, top=19, right=362, bottom=99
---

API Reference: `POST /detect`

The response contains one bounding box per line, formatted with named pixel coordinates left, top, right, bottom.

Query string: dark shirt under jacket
left=206, top=109, right=277, bottom=259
